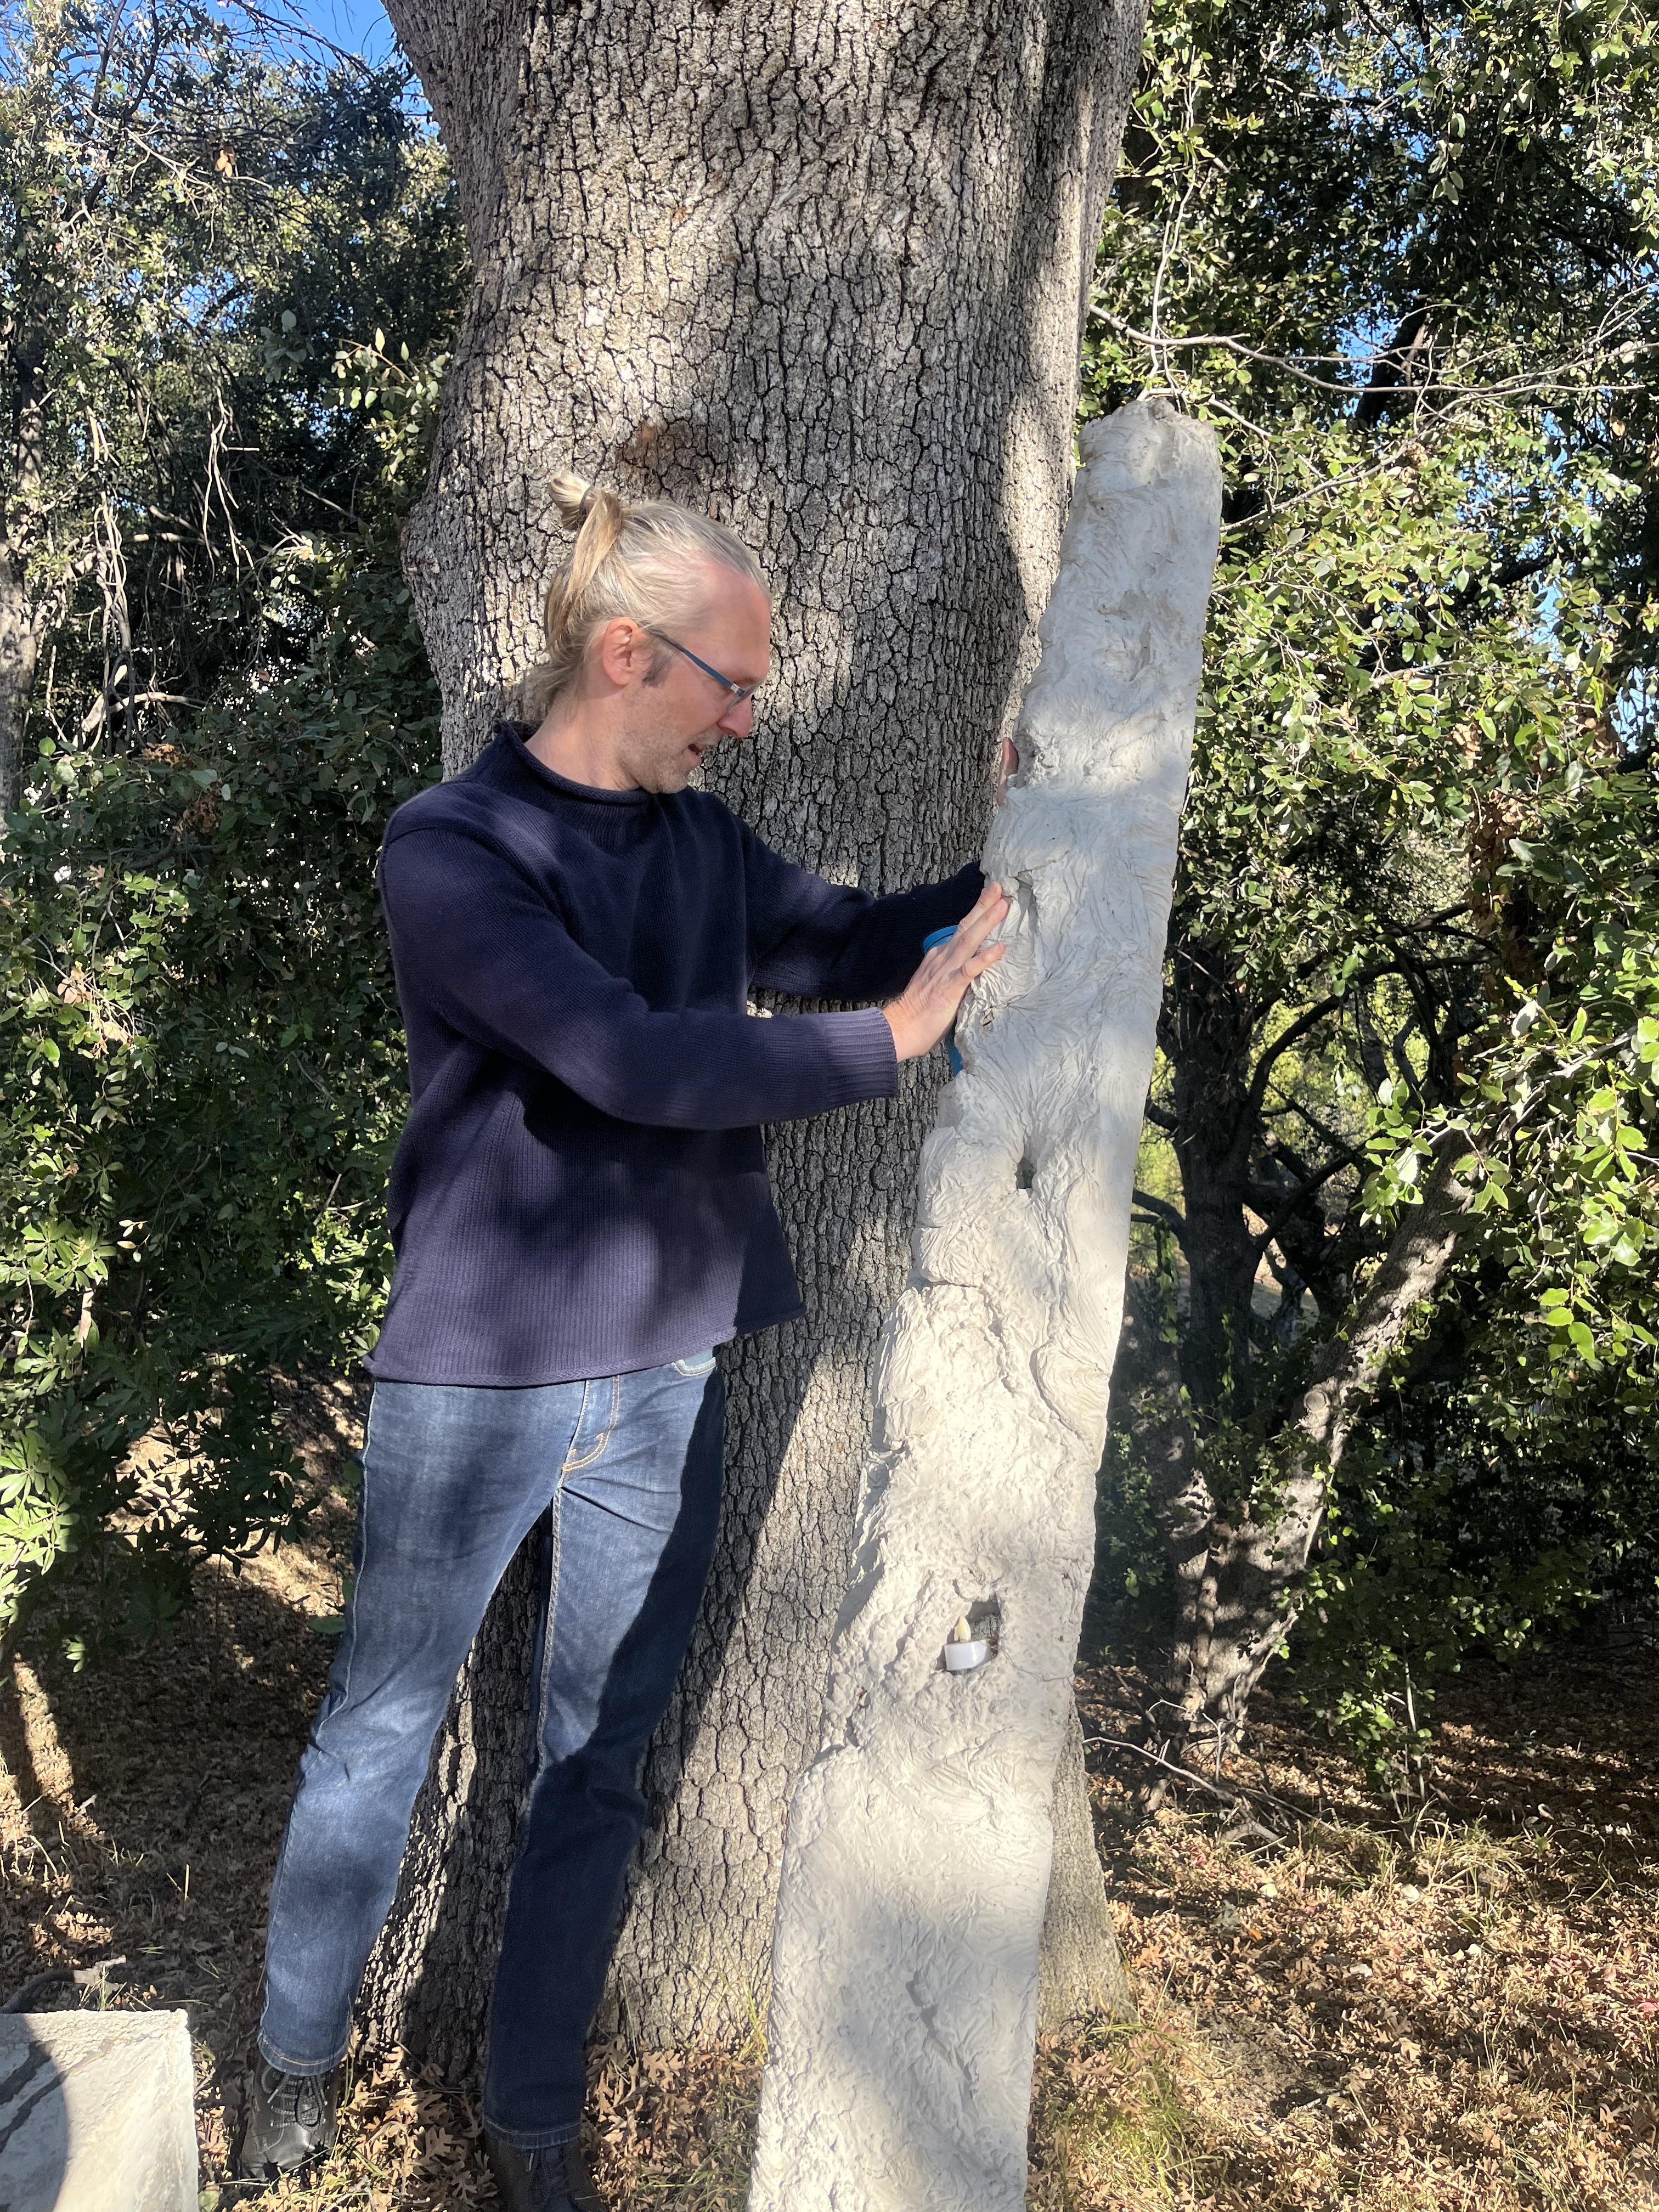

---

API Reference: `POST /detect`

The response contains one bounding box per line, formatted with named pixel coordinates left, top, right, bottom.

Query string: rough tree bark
left=749, top=400, right=1221, bottom=2212
left=0, top=321, right=47, bottom=816
left=359, top=0, right=1149, bottom=2075
left=1159, top=937, right=1262, bottom=1417
left=1147, top=1129, right=1472, bottom=1761
left=1036, top=1702, right=1132, bottom=2035
left=0, top=546, right=41, bottom=818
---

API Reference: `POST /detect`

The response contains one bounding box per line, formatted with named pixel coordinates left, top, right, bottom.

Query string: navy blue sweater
left=366, top=725, right=983, bottom=1386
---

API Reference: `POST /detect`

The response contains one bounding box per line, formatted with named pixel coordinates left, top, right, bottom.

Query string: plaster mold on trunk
left=747, top=398, right=1222, bottom=2212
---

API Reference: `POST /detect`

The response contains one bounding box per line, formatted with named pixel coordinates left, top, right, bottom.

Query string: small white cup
left=943, top=1639, right=989, bottom=1672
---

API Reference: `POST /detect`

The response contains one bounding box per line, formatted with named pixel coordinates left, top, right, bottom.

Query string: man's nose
left=716, top=695, right=755, bottom=738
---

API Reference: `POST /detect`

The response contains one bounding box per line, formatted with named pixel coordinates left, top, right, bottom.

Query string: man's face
left=612, top=571, right=772, bottom=795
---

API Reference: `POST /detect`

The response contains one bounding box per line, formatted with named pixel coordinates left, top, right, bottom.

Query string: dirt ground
left=2, top=1424, right=1655, bottom=2209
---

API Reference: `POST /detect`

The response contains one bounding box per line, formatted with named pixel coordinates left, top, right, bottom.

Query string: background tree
left=0, top=0, right=460, bottom=804
left=1089, top=0, right=1659, bottom=1775
left=355, top=0, right=1150, bottom=2073
left=0, top=5, right=466, bottom=1652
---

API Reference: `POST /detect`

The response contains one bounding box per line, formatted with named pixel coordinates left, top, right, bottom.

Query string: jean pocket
left=672, top=1351, right=718, bottom=1379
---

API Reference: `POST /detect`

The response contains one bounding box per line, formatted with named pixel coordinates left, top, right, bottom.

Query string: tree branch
left=1132, top=1189, right=1189, bottom=1247
left=1084, top=1735, right=1309, bottom=1826
left=1297, top=1127, right=1471, bottom=1458
left=1250, top=1146, right=1367, bottom=1257
left=1284, top=1094, right=1364, bottom=1159
left=1245, top=981, right=1385, bottom=1116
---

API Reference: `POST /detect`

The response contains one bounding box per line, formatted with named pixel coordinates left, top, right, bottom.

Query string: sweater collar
left=495, top=721, right=657, bottom=808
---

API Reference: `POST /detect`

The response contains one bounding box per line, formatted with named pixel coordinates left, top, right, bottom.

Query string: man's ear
left=595, top=618, right=650, bottom=690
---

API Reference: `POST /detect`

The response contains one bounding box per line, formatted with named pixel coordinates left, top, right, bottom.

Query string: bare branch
left=1084, top=1735, right=1308, bottom=1826
left=1250, top=1147, right=1366, bottom=1257
left=1133, top=1189, right=1189, bottom=1248
left=1245, top=985, right=1378, bottom=1115
left=1299, top=1129, right=1472, bottom=1458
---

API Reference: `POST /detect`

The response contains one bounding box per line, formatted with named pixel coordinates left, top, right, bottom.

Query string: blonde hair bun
left=516, top=476, right=768, bottom=726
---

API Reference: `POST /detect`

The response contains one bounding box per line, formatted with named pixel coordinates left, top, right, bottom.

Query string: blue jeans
left=258, top=1355, right=725, bottom=2148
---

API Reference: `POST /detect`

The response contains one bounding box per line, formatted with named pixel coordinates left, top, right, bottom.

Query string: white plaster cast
left=0, top=2011, right=197, bottom=2212
left=746, top=399, right=1222, bottom=2212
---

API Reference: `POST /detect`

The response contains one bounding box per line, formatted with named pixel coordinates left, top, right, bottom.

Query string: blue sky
left=0, top=0, right=396, bottom=67
left=292, top=0, right=399, bottom=67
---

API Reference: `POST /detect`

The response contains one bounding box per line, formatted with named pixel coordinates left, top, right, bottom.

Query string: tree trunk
left=1, top=328, right=47, bottom=815
left=748, top=399, right=1219, bottom=2211
left=1150, top=1131, right=1472, bottom=1764
left=1037, top=1702, right=1134, bottom=2034
left=1161, top=932, right=1263, bottom=1418
left=361, top=0, right=1148, bottom=2070
left=1138, top=907, right=1475, bottom=1765
left=0, top=544, right=41, bottom=818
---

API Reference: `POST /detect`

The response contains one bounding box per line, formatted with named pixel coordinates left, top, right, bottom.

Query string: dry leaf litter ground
left=1, top=1392, right=1654, bottom=2209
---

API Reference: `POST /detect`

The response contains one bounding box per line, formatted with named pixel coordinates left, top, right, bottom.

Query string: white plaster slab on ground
left=0, top=2011, right=196, bottom=2212
left=748, top=399, right=1222, bottom=2212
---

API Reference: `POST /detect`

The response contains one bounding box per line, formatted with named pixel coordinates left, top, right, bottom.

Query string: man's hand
left=883, top=881, right=1011, bottom=1064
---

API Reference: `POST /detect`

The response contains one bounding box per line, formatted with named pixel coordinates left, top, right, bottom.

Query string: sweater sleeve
left=380, top=826, right=898, bottom=1128
left=742, top=825, right=986, bottom=1001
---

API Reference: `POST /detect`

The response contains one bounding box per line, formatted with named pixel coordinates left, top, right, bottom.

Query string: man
left=239, top=478, right=1008, bottom=2208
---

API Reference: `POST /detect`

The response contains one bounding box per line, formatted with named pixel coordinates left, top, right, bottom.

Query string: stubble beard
left=620, top=701, right=723, bottom=795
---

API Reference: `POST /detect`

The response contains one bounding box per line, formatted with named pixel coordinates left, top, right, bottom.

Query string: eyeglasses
left=652, top=631, right=761, bottom=706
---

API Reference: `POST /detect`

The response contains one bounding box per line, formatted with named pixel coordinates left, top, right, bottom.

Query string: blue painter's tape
left=920, top=928, right=963, bottom=1074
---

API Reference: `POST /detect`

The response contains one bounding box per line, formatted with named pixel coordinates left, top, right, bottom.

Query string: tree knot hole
left=1015, top=1153, right=1036, bottom=1191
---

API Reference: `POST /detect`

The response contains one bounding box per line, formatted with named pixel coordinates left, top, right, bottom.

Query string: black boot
left=484, top=2131, right=603, bottom=2211
left=235, top=2056, right=341, bottom=2184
